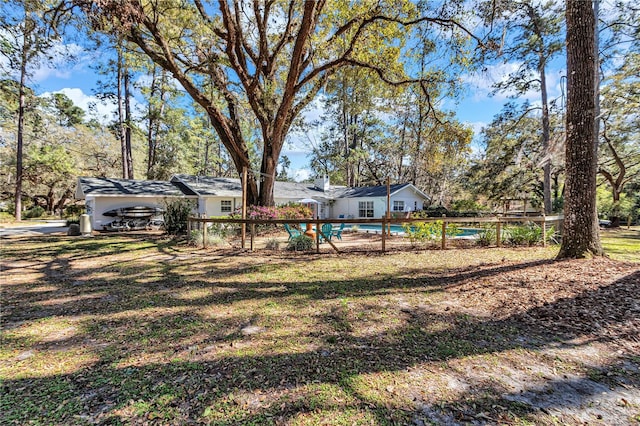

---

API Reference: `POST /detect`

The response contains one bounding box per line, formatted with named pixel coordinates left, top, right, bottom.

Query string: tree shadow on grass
left=2, top=258, right=638, bottom=425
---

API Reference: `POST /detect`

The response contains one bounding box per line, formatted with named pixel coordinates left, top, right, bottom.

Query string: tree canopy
left=75, top=0, right=483, bottom=205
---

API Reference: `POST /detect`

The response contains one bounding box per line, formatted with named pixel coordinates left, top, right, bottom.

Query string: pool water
left=346, top=224, right=480, bottom=237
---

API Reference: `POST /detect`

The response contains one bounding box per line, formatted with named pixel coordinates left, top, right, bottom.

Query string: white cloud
left=463, top=61, right=565, bottom=105
left=41, top=88, right=117, bottom=125
left=28, top=42, right=90, bottom=83
left=466, top=120, right=487, bottom=137
left=291, top=168, right=312, bottom=182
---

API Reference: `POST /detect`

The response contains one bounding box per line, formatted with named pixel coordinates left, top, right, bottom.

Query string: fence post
left=441, top=214, right=446, bottom=250
left=496, top=216, right=502, bottom=247
left=382, top=215, right=386, bottom=253
left=250, top=223, right=255, bottom=251
left=203, top=221, right=207, bottom=248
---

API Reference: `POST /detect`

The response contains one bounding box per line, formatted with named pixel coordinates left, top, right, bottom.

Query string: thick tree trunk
left=557, top=0, right=603, bottom=258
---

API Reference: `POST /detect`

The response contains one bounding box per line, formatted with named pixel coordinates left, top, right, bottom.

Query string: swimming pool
left=345, top=223, right=480, bottom=237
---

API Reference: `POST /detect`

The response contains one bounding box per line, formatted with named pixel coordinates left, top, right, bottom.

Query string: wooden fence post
left=381, top=216, right=386, bottom=253
left=250, top=223, right=255, bottom=251
left=241, top=167, right=247, bottom=249
left=203, top=219, right=207, bottom=248
left=441, top=214, right=446, bottom=250
left=496, top=216, right=502, bottom=247
left=315, top=217, right=320, bottom=253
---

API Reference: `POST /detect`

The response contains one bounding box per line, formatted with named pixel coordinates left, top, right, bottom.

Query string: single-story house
left=75, top=175, right=430, bottom=230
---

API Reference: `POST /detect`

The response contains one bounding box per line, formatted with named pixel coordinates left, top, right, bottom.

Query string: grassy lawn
left=1, top=233, right=639, bottom=425
left=601, top=226, right=640, bottom=262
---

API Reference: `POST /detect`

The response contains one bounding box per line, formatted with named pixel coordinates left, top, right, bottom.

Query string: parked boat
left=102, top=206, right=164, bottom=218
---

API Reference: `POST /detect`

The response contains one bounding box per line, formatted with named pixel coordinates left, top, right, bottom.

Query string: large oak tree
left=77, top=0, right=481, bottom=205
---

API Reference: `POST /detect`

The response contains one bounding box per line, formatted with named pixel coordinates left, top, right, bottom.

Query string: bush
left=0, top=211, right=15, bottom=222
left=402, top=220, right=460, bottom=245
left=64, top=204, right=85, bottom=218
left=189, top=229, right=226, bottom=247
left=163, top=198, right=195, bottom=235
left=264, top=238, right=281, bottom=250
left=23, top=206, right=45, bottom=219
left=286, top=234, right=314, bottom=251
left=504, top=223, right=545, bottom=246
left=230, top=203, right=313, bottom=235
left=475, top=226, right=496, bottom=247
left=207, top=219, right=237, bottom=238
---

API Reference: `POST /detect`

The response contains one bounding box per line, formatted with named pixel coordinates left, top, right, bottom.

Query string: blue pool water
left=345, top=224, right=480, bottom=237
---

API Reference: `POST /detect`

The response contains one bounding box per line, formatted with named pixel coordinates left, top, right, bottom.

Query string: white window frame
left=359, top=201, right=374, bottom=218
left=393, top=200, right=404, bottom=212
left=220, top=199, right=232, bottom=213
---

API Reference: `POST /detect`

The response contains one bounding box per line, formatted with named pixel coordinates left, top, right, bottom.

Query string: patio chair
left=319, top=223, right=333, bottom=243
left=284, top=224, right=301, bottom=241
left=330, top=223, right=345, bottom=241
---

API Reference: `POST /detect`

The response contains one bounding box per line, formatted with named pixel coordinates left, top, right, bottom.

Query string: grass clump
left=286, top=234, right=314, bottom=251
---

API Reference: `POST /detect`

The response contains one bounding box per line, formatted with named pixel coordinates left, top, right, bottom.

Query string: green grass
left=1, top=233, right=638, bottom=424
left=601, top=226, right=640, bottom=262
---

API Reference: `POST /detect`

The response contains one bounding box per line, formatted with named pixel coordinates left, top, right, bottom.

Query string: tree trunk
left=557, top=0, right=603, bottom=258
left=124, top=64, right=134, bottom=179
left=117, top=47, right=128, bottom=179
left=146, top=65, right=158, bottom=178
left=15, top=34, right=28, bottom=221
left=539, top=61, right=552, bottom=214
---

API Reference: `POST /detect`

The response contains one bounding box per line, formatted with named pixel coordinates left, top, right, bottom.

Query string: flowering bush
left=230, top=203, right=313, bottom=234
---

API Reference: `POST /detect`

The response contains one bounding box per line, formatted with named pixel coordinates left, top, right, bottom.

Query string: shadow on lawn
left=2, top=236, right=639, bottom=424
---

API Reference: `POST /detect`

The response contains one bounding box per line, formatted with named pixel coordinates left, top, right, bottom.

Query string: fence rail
left=187, top=214, right=564, bottom=253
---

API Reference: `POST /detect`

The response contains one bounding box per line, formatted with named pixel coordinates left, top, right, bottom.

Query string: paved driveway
left=0, top=221, right=69, bottom=238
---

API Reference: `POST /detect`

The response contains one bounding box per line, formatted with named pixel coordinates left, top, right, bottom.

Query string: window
left=221, top=200, right=232, bottom=213
left=358, top=201, right=374, bottom=218
left=393, top=201, right=404, bottom=212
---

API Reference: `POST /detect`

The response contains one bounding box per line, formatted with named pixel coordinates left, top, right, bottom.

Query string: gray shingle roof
left=172, top=174, right=328, bottom=199
left=77, top=177, right=189, bottom=197
left=337, top=183, right=411, bottom=198
left=77, top=175, right=430, bottom=202
left=171, top=175, right=242, bottom=196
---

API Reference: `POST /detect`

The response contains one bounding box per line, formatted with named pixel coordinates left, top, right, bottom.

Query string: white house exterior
left=76, top=175, right=431, bottom=229
left=75, top=177, right=197, bottom=230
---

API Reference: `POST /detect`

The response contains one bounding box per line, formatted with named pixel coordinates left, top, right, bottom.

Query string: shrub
left=264, top=238, right=281, bottom=250
left=0, top=211, right=15, bottom=222
left=402, top=220, right=460, bottom=245
left=230, top=203, right=313, bottom=235
left=207, top=219, right=236, bottom=238
left=504, top=223, right=544, bottom=246
left=64, top=204, right=85, bottom=218
left=189, top=229, right=226, bottom=247
left=163, top=198, right=195, bottom=235
left=23, top=206, right=45, bottom=219
left=286, top=234, right=314, bottom=251
left=475, top=226, right=496, bottom=247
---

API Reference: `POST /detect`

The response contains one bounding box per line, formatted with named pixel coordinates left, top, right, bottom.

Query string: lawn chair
left=284, top=224, right=301, bottom=241
left=319, top=223, right=333, bottom=243
left=330, top=223, right=345, bottom=240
